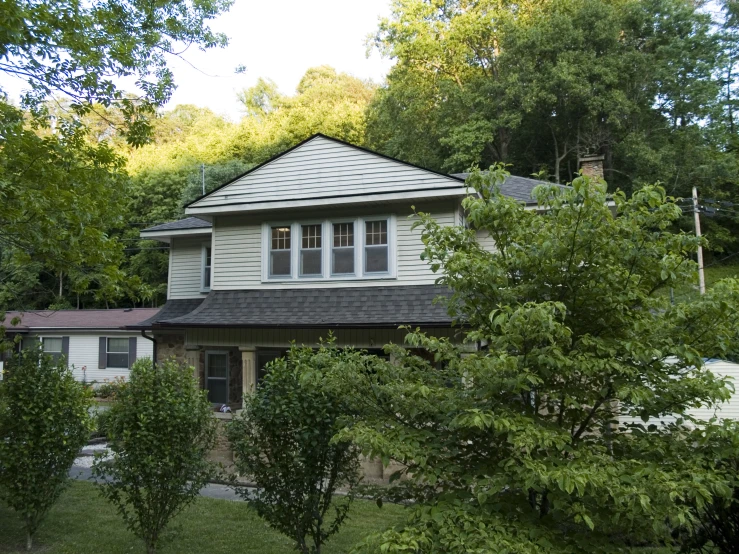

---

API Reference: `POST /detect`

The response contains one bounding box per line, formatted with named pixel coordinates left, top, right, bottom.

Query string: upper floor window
left=270, top=226, right=292, bottom=277
left=300, top=224, right=322, bottom=276
left=202, top=246, right=212, bottom=291
left=263, top=216, right=395, bottom=281
left=364, top=220, right=388, bottom=273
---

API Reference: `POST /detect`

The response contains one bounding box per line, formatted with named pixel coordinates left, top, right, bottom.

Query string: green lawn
left=656, top=263, right=739, bottom=302
left=0, top=481, right=405, bottom=554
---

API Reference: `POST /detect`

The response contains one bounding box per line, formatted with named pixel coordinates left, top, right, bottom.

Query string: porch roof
left=149, top=285, right=454, bottom=329
left=126, top=298, right=205, bottom=330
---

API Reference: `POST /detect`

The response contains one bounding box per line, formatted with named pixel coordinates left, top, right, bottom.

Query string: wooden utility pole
left=692, top=187, right=706, bottom=295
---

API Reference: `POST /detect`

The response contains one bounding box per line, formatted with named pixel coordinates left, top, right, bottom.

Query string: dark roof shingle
left=142, top=217, right=211, bottom=233
left=126, top=299, right=205, bottom=329
left=451, top=173, right=569, bottom=204
left=157, top=286, right=453, bottom=328
left=2, top=308, right=161, bottom=331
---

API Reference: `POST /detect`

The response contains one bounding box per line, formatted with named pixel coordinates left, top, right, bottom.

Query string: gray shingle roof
left=126, top=299, right=205, bottom=329
left=451, top=173, right=569, bottom=204
left=156, top=286, right=453, bottom=328
left=142, top=217, right=212, bottom=233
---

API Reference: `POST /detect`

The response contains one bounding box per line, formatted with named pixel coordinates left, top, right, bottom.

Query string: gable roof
left=450, top=173, right=569, bottom=205
left=185, top=134, right=468, bottom=215
left=2, top=308, right=161, bottom=332
left=143, top=217, right=212, bottom=233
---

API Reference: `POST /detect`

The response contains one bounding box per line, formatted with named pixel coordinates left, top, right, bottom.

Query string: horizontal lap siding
left=185, top=327, right=460, bottom=348
left=476, top=230, right=497, bottom=253
left=212, top=204, right=457, bottom=289
left=33, top=334, right=154, bottom=383
left=170, top=236, right=208, bottom=299
left=191, top=137, right=463, bottom=208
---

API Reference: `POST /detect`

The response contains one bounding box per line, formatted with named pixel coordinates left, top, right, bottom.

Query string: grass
left=0, top=480, right=405, bottom=554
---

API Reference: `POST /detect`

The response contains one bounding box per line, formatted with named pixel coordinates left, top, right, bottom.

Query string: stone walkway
left=68, top=466, right=252, bottom=502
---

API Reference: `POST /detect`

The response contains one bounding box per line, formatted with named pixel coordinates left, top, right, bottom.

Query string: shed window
left=270, top=226, right=292, bottom=277
left=332, top=222, right=355, bottom=275
left=42, top=337, right=63, bottom=362
left=364, top=220, right=389, bottom=273
left=107, top=338, right=129, bottom=368
left=300, top=224, right=322, bottom=276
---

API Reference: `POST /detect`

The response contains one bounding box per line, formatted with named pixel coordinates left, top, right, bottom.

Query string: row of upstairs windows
left=266, top=217, right=394, bottom=281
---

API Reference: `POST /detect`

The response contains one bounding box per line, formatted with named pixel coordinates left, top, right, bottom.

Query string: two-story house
left=131, top=134, right=547, bottom=408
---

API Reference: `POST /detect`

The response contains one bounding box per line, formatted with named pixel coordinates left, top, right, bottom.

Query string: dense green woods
left=1, top=0, right=738, bottom=310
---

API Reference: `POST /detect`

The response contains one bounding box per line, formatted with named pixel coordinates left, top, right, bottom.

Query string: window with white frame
left=106, top=338, right=129, bottom=368
left=300, top=224, right=322, bottom=276
left=263, top=217, right=394, bottom=281
left=42, top=337, right=63, bottom=363
left=202, top=246, right=212, bottom=291
left=332, top=222, right=354, bottom=275
left=364, top=220, right=388, bottom=273
left=270, top=226, right=292, bottom=277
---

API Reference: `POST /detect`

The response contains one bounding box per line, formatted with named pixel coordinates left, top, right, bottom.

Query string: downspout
left=140, top=330, right=157, bottom=370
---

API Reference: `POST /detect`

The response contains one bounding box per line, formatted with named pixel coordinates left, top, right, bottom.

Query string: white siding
left=169, top=236, right=209, bottom=299
left=476, top=229, right=497, bottom=253
left=211, top=203, right=456, bottom=290
left=189, top=136, right=464, bottom=209
left=620, top=359, right=739, bottom=426
left=185, top=327, right=460, bottom=349
left=31, top=333, right=153, bottom=383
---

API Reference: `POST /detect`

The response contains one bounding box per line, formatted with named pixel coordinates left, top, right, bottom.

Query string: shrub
left=93, top=358, right=216, bottom=554
left=93, top=376, right=126, bottom=399
left=0, top=345, right=92, bottom=550
left=228, top=343, right=362, bottom=554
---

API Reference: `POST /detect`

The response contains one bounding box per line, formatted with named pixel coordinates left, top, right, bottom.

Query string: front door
left=205, top=351, right=229, bottom=404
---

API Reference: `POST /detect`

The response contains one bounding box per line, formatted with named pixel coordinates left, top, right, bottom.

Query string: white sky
left=2, top=0, right=395, bottom=121
left=164, top=0, right=396, bottom=120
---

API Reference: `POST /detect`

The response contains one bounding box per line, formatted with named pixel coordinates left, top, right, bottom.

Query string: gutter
left=140, top=330, right=157, bottom=369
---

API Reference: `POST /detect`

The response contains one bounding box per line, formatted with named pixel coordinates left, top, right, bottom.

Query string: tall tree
left=334, top=168, right=739, bottom=553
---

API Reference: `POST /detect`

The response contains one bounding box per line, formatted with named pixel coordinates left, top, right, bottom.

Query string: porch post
left=239, top=347, right=257, bottom=396
left=185, top=345, right=200, bottom=384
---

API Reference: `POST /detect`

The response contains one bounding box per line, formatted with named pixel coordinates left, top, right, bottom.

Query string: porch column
left=240, top=347, right=257, bottom=396
left=185, top=345, right=200, bottom=383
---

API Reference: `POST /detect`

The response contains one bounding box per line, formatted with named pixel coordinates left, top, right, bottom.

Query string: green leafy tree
left=93, top=358, right=216, bottom=554
left=332, top=167, right=739, bottom=553
left=0, top=344, right=93, bottom=551
left=228, top=344, right=362, bottom=554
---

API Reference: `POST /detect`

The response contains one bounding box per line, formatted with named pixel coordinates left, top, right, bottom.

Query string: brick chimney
left=579, top=155, right=604, bottom=180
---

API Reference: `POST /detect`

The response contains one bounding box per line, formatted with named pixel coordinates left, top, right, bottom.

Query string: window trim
left=205, top=350, right=230, bottom=405
left=261, top=215, right=396, bottom=283
left=106, top=337, right=129, bottom=369
left=363, top=219, right=390, bottom=275
left=201, top=244, right=212, bottom=293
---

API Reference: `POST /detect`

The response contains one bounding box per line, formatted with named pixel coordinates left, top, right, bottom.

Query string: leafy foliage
left=228, top=343, right=362, bottom=554
left=93, top=358, right=216, bottom=554
left=329, top=168, right=739, bottom=553
left=0, top=0, right=232, bottom=145
left=0, top=344, right=93, bottom=550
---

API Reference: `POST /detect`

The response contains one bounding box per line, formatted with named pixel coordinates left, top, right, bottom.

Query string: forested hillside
left=2, top=0, right=738, bottom=311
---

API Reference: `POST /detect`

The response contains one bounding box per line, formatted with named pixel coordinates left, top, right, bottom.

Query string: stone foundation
left=155, top=333, right=186, bottom=364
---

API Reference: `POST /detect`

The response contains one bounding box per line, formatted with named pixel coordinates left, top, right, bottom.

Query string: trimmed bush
left=228, top=343, right=362, bottom=554
left=0, top=345, right=92, bottom=550
left=93, top=358, right=216, bottom=554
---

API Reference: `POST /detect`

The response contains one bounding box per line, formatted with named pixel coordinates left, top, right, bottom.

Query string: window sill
left=263, top=275, right=396, bottom=284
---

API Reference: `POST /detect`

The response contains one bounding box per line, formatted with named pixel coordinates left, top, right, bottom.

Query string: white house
left=1, top=308, right=158, bottom=382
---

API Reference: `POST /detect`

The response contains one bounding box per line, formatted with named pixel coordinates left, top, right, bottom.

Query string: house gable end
left=186, top=134, right=465, bottom=213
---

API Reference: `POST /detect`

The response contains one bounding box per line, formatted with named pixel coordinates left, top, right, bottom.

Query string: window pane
left=301, top=225, right=321, bottom=249
left=108, top=338, right=129, bottom=353
left=365, top=220, right=388, bottom=246
left=270, top=250, right=291, bottom=277
left=271, top=226, right=291, bottom=250
left=107, top=352, right=129, bottom=368
left=333, top=223, right=354, bottom=247
left=207, top=353, right=228, bottom=378
left=207, top=379, right=228, bottom=404
left=205, top=247, right=212, bottom=267
left=43, top=338, right=63, bottom=353
left=301, top=249, right=322, bottom=276
left=365, top=245, right=389, bottom=273
left=333, top=248, right=354, bottom=274
left=203, top=267, right=211, bottom=288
